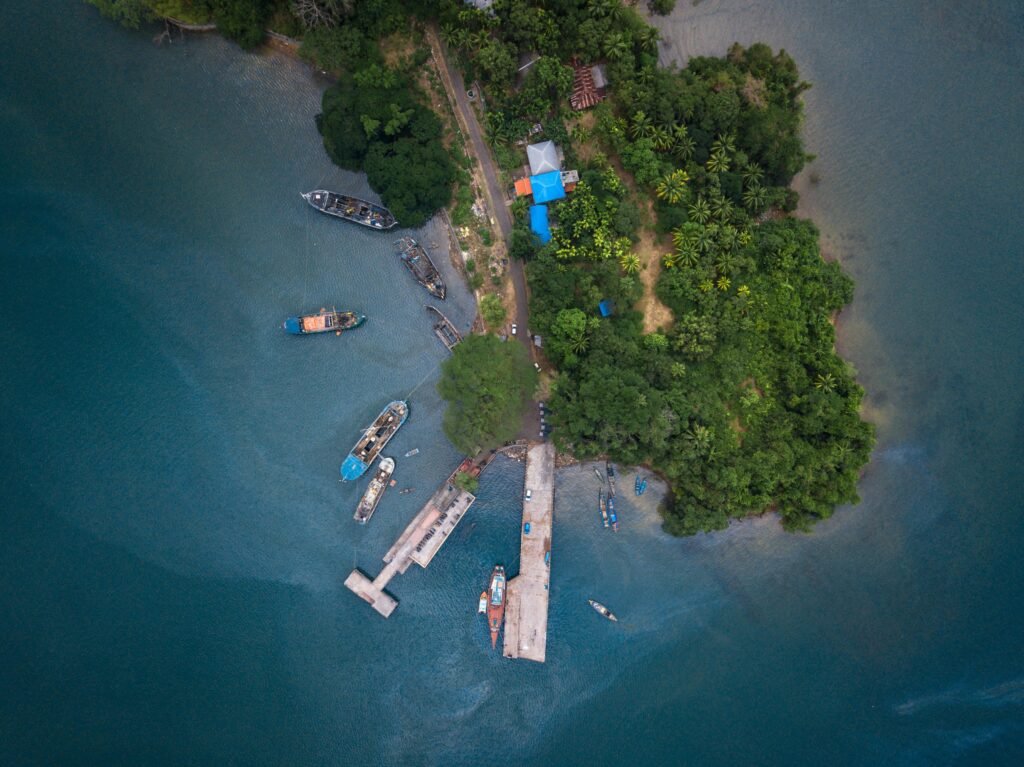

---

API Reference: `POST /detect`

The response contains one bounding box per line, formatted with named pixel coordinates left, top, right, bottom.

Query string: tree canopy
left=437, top=335, right=537, bottom=455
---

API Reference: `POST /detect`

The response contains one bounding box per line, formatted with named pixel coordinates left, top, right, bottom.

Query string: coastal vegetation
left=437, top=335, right=536, bottom=455
left=435, top=0, right=874, bottom=533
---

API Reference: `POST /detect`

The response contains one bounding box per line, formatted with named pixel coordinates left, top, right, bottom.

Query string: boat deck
left=503, top=442, right=555, bottom=663
left=345, top=466, right=476, bottom=617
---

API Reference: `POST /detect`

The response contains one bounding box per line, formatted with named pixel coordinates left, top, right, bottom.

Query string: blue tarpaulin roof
left=599, top=300, right=613, bottom=317
left=529, top=205, right=551, bottom=244
left=530, top=171, right=565, bottom=203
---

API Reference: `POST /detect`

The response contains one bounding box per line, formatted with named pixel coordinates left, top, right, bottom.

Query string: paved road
left=428, top=26, right=542, bottom=439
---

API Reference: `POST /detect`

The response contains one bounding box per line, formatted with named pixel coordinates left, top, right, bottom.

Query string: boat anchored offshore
left=283, top=308, right=365, bottom=335
left=340, top=401, right=408, bottom=481
left=301, top=190, right=397, bottom=230
left=635, top=475, right=647, bottom=496
left=487, top=565, right=506, bottom=649
left=599, top=488, right=609, bottom=528
left=354, top=456, right=395, bottom=524
left=395, top=237, right=446, bottom=300
left=588, top=599, right=618, bottom=622
left=426, top=305, right=462, bottom=352
left=477, top=590, right=487, bottom=614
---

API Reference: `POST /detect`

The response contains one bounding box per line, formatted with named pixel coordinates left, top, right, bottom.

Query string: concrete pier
left=503, top=442, right=554, bottom=663
left=345, top=470, right=475, bottom=618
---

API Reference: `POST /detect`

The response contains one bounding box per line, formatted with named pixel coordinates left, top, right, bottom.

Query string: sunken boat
left=302, top=190, right=397, bottom=230
left=340, top=401, right=408, bottom=481
left=395, top=237, right=446, bottom=300
left=354, top=456, right=395, bottom=524
left=283, top=308, right=365, bottom=335
left=426, top=305, right=461, bottom=352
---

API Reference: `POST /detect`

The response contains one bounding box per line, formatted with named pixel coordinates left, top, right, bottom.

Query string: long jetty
left=503, top=442, right=555, bottom=663
left=345, top=463, right=476, bottom=617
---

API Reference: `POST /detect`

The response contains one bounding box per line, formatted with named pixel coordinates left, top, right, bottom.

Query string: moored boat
left=404, top=448, right=420, bottom=457
left=301, top=189, right=397, bottom=230
left=599, top=488, right=609, bottom=528
left=283, top=308, right=365, bottom=335
left=477, top=590, right=487, bottom=614
left=588, top=599, right=618, bottom=622
left=608, top=494, right=618, bottom=532
left=353, top=456, right=395, bottom=523
left=395, top=237, right=446, bottom=300
left=606, top=462, right=617, bottom=498
left=594, top=467, right=603, bottom=482
left=487, top=565, right=506, bottom=649
left=341, top=401, right=409, bottom=481
left=426, top=305, right=462, bottom=351
left=635, top=475, right=647, bottom=496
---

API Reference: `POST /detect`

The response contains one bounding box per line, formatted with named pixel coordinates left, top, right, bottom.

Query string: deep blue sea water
left=2, top=1, right=1022, bottom=764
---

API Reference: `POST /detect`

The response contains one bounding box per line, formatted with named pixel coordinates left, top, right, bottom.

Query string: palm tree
left=688, top=196, right=711, bottom=225
left=629, top=110, right=651, bottom=140
left=706, top=148, right=730, bottom=174
left=676, top=243, right=700, bottom=269
left=742, top=162, right=764, bottom=186
left=699, top=278, right=714, bottom=293
left=737, top=284, right=751, bottom=298
left=710, top=193, right=733, bottom=222
left=717, top=275, right=732, bottom=292
left=570, top=333, right=590, bottom=354
left=714, top=249, right=738, bottom=276
left=671, top=124, right=695, bottom=162
left=620, top=252, right=641, bottom=274
left=719, top=224, right=738, bottom=253
left=711, top=132, right=736, bottom=155
left=440, top=23, right=457, bottom=48
left=695, top=226, right=714, bottom=254
left=685, top=424, right=714, bottom=456
left=662, top=251, right=679, bottom=269
left=651, top=126, right=674, bottom=151
left=742, top=183, right=768, bottom=212
left=638, top=26, right=660, bottom=53
left=814, top=373, right=836, bottom=393
left=603, top=33, right=630, bottom=62
left=655, top=170, right=689, bottom=204
left=672, top=227, right=689, bottom=249
left=738, top=229, right=753, bottom=247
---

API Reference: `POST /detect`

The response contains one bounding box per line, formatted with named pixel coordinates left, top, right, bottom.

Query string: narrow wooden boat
left=301, top=190, right=397, bottom=230
left=426, top=305, right=462, bottom=352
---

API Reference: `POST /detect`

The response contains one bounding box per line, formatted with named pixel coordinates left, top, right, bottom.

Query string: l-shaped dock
left=503, top=442, right=555, bottom=663
left=345, top=466, right=476, bottom=617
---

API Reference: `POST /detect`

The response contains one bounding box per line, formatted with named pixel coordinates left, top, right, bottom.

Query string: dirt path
left=635, top=201, right=674, bottom=333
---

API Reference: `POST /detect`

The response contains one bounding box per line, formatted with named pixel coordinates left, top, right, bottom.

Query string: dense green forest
left=437, top=335, right=536, bottom=455
left=434, top=0, right=874, bottom=533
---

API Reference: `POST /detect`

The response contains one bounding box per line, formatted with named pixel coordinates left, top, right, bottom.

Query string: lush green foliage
left=437, top=335, right=537, bottom=455
left=480, top=294, right=507, bottom=327
left=86, top=0, right=152, bottom=27
left=318, top=68, right=455, bottom=226
left=454, top=470, right=480, bottom=493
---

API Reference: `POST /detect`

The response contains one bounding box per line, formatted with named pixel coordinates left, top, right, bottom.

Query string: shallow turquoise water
left=1, top=1, right=1022, bottom=765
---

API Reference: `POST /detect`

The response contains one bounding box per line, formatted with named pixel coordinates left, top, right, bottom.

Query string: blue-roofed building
left=530, top=170, right=565, bottom=204
left=529, top=205, right=551, bottom=244
left=598, top=300, right=613, bottom=317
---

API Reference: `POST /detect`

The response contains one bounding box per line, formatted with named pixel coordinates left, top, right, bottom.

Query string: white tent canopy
left=527, top=141, right=561, bottom=175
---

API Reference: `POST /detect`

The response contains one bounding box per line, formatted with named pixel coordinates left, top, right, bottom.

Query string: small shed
left=527, top=141, right=561, bottom=175
left=514, top=177, right=533, bottom=197
left=529, top=205, right=551, bottom=244
left=598, top=300, right=614, bottom=317
left=530, top=171, right=566, bottom=203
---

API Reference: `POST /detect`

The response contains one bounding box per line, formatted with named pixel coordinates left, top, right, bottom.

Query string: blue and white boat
left=635, top=475, right=647, bottom=496
left=340, top=401, right=408, bottom=481
left=608, top=494, right=618, bottom=532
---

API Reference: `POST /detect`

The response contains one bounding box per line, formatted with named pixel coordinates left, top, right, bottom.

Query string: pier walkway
left=503, top=442, right=555, bottom=663
left=345, top=468, right=475, bottom=618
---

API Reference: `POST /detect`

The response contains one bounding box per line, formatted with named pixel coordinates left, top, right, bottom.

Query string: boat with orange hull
left=486, top=565, right=506, bottom=648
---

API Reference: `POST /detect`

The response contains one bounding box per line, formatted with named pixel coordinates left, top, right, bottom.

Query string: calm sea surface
left=2, top=1, right=1022, bottom=764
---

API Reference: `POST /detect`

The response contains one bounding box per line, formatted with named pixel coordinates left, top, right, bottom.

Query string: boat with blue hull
left=599, top=488, right=609, bottom=528
left=283, top=308, right=365, bottom=335
left=635, top=475, right=647, bottom=496
left=341, top=401, right=408, bottom=481
left=608, top=494, right=618, bottom=532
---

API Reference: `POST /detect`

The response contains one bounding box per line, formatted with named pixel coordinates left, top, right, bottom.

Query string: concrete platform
left=345, top=468, right=475, bottom=618
left=503, top=442, right=554, bottom=662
